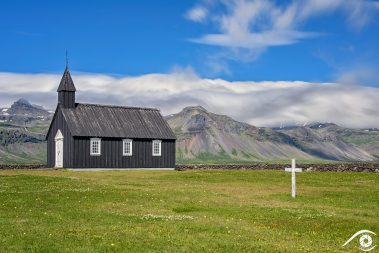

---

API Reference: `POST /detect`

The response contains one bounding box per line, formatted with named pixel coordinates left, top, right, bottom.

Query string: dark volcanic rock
left=176, top=163, right=379, bottom=172
left=7, top=98, right=50, bottom=117
left=0, top=164, right=48, bottom=170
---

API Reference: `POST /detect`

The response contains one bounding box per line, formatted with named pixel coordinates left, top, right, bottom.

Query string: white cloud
left=186, top=0, right=379, bottom=66
left=298, top=0, right=379, bottom=29
left=0, top=70, right=378, bottom=129
left=337, top=66, right=378, bottom=86
left=185, top=5, right=208, bottom=22
left=191, top=30, right=319, bottom=49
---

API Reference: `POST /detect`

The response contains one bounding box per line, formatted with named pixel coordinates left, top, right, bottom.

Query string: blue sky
left=1, top=0, right=379, bottom=127
left=0, top=1, right=198, bottom=75
left=1, top=0, right=379, bottom=84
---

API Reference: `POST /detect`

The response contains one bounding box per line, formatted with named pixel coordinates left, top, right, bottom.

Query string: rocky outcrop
left=7, top=98, right=51, bottom=117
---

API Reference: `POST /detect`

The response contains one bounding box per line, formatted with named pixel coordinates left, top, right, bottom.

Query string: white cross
left=285, top=158, right=302, bottom=198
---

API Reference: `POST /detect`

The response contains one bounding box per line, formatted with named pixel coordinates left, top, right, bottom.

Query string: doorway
left=55, top=130, right=64, bottom=168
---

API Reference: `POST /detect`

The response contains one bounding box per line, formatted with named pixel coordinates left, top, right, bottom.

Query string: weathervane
left=65, top=50, right=69, bottom=68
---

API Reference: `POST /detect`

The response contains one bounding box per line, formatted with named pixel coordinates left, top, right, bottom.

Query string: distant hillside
left=276, top=123, right=379, bottom=161
left=0, top=99, right=52, bottom=164
left=0, top=100, right=378, bottom=164
left=166, top=106, right=377, bottom=163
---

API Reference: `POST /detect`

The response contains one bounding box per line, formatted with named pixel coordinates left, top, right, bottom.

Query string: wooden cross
left=285, top=159, right=302, bottom=198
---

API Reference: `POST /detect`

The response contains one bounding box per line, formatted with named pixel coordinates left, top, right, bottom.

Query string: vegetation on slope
left=0, top=122, right=47, bottom=164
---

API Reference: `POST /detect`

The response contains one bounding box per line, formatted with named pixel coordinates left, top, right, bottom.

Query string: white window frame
left=123, top=139, right=133, bottom=156
left=152, top=140, right=162, bottom=156
left=90, top=138, right=101, bottom=156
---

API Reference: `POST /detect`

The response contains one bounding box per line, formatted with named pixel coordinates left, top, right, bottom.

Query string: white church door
left=55, top=130, right=64, bottom=168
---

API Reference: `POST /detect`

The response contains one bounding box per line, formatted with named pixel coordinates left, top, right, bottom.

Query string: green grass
left=0, top=170, right=378, bottom=252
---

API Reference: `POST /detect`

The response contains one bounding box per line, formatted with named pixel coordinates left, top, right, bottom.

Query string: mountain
left=166, top=106, right=377, bottom=163
left=167, top=106, right=312, bottom=163
left=0, top=100, right=378, bottom=164
left=0, top=99, right=52, bottom=164
left=0, top=98, right=53, bottom=125
left=275, top=123, right=374, bottom=161
left=276, top=123, right=379, bottom=160
left=7, top=98, right=51, bottom=117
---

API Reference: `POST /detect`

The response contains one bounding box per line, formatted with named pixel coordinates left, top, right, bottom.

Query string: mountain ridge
left=0, top=99, right=378, bottom=164
left=166, top=106, right=377, bottom=163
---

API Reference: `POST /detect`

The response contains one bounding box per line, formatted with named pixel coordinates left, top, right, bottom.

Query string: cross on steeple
left=65, top=50, right=69, bottom=68
left=57, top=63, right=76, bottom=108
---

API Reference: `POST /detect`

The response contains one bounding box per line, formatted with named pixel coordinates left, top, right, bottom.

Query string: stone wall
left=0, top=164, right=48, bottom=170
left=175, top=163, right=379, bottom=172
left=0, top=163, right=378, bottom=172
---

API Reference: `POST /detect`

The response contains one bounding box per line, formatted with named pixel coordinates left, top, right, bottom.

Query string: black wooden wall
left=72, top=138, right=176, bottom=168
left=46, top=108, right=74, bottom=168
left=47, top=107, right=176, bottom=169
left=58, top=91, right=75, bottom=108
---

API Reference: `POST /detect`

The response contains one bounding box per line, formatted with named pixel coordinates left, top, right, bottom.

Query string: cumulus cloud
left=0, top=69, right=378, bottom=129
left=337, top=66, right=379, bottom=86
left=185, top=5, right=208, bottom=22
left=186, top=0, right=379, bottom=67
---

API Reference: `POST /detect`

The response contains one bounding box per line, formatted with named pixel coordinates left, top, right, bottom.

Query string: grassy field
left=0, top=169, right=378, bottom=252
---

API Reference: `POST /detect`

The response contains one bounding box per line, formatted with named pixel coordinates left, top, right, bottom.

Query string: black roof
left=57, top=67, right=76, bottom=92
left=60, top=103, right=176, bottom=139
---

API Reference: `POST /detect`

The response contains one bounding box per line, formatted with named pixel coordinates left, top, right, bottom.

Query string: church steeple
left=57, top=67, right=76, bottom=108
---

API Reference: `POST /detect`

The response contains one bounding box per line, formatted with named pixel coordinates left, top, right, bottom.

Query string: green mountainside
left=0, top=122, right=47, bottom=164
left=0, top=99, right=51, bottom=164
left=0, top=100, right=378, bottom=165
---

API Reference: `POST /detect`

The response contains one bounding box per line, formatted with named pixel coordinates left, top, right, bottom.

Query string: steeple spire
left=57, top=67, right=76, bottom=108
left=57, top=67, right=76, bottom=92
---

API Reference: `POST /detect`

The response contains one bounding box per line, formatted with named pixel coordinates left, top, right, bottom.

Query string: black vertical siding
left=47, top=107, right=176, bottom=169
left=72, top=138, right=175, bottom=168
left=58, top=91, right=75, bottom=108
left=46, top=109, right=74, bottom=168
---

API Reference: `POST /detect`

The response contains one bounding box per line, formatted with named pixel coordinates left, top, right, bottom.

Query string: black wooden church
left=46, top=68, right=176, bottom=169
